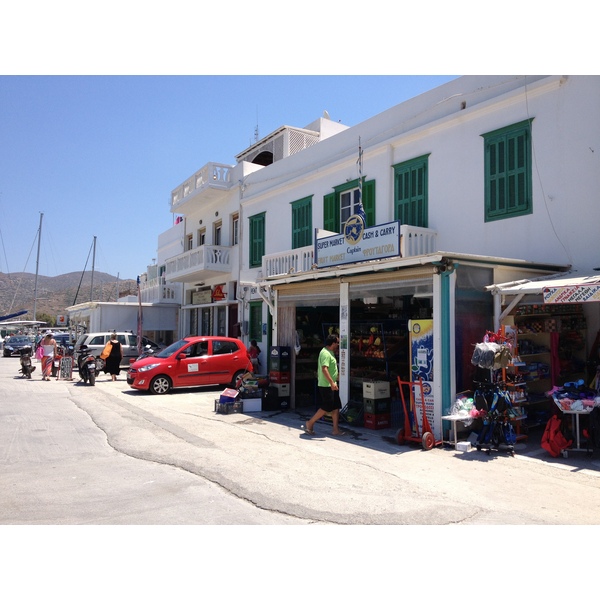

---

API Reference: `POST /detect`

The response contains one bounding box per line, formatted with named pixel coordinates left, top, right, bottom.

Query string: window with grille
left=291, top=196, right=312, bottom=249
left=393, top=155, right=429, bottom=227
left=483, top=120, right=533, bottom=221
left=323, top=179, right=375, bottom=233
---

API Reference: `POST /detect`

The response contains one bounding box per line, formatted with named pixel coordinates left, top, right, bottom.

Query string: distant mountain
left=0, top=271, right=138, bottom=324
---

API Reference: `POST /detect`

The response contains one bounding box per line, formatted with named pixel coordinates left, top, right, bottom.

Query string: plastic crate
left=363, top=412, right=391, bottom=430
left=214, top=400, right=243, bottom=414
left=363, top=397, right=391, bottom=414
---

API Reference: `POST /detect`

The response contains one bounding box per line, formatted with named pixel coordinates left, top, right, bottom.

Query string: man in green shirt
left=303, top=334, right=345, bottom=436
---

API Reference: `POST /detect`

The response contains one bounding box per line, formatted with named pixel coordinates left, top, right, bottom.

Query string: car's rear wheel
left=231, top=370, right=246, bottom=388
left=150, top=374, right=172, bottom=395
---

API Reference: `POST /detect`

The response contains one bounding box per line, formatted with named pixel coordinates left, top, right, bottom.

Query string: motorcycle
left=18, top=352, right=36, bottom=379
left=77, top=344, right=97, bottom=385
left=131, top=344, right=155, bottom=364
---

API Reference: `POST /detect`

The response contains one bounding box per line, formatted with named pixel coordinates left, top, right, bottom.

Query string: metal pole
left=33, top=212, right=43, bottom=322
left=90, top=236, right=96, bottom=302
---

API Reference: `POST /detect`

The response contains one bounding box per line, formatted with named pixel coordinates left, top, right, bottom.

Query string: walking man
left=303, top=334, right=345, bottom=436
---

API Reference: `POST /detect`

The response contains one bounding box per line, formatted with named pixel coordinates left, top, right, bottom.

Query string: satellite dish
left=323, top=110, right=330, bottom=120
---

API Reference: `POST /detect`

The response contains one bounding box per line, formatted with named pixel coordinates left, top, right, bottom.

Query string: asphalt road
left=2, top=354, right=600, bottom=527
left=2, top=352, right=598, bottom=598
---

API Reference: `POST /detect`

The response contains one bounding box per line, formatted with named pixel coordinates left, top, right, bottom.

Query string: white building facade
left=157, top=75, right=599, bottom=438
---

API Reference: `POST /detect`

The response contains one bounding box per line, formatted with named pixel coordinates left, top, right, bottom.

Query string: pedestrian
left=248, top=339, right=261, bottom=371
left=101, top=333, right=123, bottom=381
left=40, top=332, right=57, bottom=381
left=303, top=334, right=345, bottom=436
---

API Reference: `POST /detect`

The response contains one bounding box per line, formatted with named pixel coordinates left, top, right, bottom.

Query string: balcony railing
left=262, top=225, right=437, bottom=278
left=139, top=276, right=182, bottom=304
left=171, top=163, right=233, bottom=211
left=164, top=245, right=232, bottom=283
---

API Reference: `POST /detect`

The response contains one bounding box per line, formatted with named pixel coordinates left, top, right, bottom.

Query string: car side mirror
left=176, top=352, right=187, bottom=360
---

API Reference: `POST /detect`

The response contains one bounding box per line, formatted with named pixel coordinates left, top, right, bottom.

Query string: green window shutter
left=249, top=212, right=265, bottom=268
left=393, top=155, right=429, bottom=227
left=291, top=196, right=312, bottom=249
left=323, top=192, right=339, bottom=232
left=483, top=120, right=532, bottom=222
left=249, top=301, right=262, bottom=340
left=362, top=179, right=375, bottom=227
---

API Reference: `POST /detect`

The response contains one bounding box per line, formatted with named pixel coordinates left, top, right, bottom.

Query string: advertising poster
left=408, top=319, right=437, bottom=438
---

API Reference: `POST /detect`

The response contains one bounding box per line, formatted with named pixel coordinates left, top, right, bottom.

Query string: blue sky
left=0, top=4, right=590, bottom=282
left=0, top=75, right=459, bottom=281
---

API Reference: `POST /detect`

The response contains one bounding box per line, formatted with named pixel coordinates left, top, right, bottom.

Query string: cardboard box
left=362, top=380, right=390, bottom=399
left=456, top=441, right=471, bottom=452
left=219, top=388, right=240, bottom=403
left=243, top=397, right=262, bottom=412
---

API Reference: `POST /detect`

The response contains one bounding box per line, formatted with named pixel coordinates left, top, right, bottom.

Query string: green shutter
left=249, top=212, right=265, bottom=268
left=323, top=192, right=339, bottom=232
left=393, top=155, right=429, bottom=227
left=249, top=301, right=262, bottom=340
left=292, top=197, right=312, bottom=249
left=362, top=179, right=375, bottom=227
left=483, top=120, right=532, bottom=222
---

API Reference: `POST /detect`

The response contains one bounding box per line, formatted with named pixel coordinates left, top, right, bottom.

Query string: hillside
left=0, top=271, right=138, bottom=324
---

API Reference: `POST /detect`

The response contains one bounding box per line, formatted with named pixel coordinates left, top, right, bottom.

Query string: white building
left=157, top=75, right=599, bottom=438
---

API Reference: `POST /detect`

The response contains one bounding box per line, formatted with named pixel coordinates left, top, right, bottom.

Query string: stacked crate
left=362, top=380, right=391, bottom=430
left=266, top=346, right=291, bottom=410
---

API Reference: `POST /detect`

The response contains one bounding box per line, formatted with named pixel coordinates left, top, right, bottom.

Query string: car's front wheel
left=149, top=374, right=172, bottom=395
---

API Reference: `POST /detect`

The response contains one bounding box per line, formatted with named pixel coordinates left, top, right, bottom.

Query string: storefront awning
left=486, top=272, right=600, bottom=302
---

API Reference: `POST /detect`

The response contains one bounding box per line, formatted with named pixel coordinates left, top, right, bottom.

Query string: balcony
left=164, top=245, right=232, bottom=284
left=139, top=276, right=182, bottom=304
left=171, top=162, right=233, bottom=215
left=262, top=225, right=438, bottom=278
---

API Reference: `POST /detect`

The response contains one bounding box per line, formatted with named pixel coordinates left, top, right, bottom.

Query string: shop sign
left=543, top=284, right=600, bottom=304
left=315, top=220, right=400, bottom=268
left=192, top=290, right=212, bottom=305
left=211, top=285, right=226, bottom=302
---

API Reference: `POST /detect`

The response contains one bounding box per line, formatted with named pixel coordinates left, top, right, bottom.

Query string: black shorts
left=318, top=386, right=342, bottom=412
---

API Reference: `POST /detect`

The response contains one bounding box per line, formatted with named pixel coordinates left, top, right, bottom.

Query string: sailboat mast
left=90, top=235, right=96, bottom=302
left=33, top=212, right=43, bottom=321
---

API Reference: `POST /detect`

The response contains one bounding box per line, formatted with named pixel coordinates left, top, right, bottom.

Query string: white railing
left=139, top=276, right=182, bottom=304
left=400, top=225, right=437, bottom=256
left=171, top=162, right=233, bottom=209
left=164, top=245, right=232, bottom=280
left=262, top=226, right=438, bottom=278
left=263, top=246, right=315, bottom=278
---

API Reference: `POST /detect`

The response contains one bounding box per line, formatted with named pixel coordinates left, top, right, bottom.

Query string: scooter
left=19, top=352, right=36, bottom=379
left=77, top=344, right=97, bottom=386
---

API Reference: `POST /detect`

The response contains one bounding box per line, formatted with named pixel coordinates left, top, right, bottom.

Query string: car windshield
left=155, top=339, right=190, bottom=359
left=11, top=336, right=32, bottom=343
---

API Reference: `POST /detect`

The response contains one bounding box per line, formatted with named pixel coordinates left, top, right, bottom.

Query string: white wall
left=239, top=75, right=599, bottom=275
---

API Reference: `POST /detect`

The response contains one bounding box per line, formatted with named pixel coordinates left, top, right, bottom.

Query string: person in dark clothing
left=102, top=333, right=123, bottom=381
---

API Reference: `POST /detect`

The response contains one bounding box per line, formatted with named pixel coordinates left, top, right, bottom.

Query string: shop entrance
left=293, top=295, right=433, bottom=408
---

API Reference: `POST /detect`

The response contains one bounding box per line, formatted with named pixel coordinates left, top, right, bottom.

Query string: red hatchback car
left=127, top=336, right=253, bottom=395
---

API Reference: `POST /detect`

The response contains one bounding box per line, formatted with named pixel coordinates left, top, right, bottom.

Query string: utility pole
left=33, top=212, right=43, bottom=322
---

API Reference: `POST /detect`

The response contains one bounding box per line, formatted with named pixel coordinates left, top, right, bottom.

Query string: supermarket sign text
left=315, top=220, right=400, bottom=268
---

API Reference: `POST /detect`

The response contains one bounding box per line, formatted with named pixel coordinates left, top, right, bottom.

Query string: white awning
left=486, top=272, right=600, bottom=304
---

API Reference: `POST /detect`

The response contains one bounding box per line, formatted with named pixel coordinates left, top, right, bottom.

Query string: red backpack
left=541, top=414, right=573, bottom=457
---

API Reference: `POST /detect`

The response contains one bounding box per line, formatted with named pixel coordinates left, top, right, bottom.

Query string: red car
left=127, top=336, right=253, bottom=395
